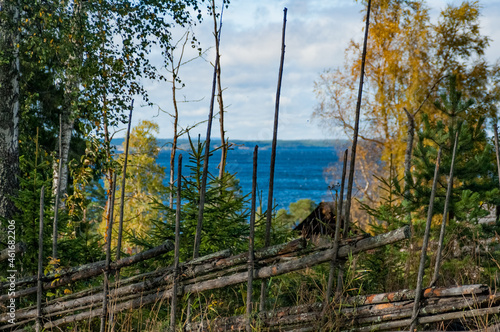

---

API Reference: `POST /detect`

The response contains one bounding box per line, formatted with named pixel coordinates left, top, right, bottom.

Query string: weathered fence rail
left=0, top=240, right=174, bottom=304
left=0, top=227, right=410, bottom=330
left=2, top=224, right=499, bottom=331
left=184, top=284, right=499, bottom=332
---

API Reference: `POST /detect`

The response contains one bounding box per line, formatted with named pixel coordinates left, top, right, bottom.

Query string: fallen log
left=0, top=242, right=26, bottom=263
left=37, top=226, right=410, bottom=329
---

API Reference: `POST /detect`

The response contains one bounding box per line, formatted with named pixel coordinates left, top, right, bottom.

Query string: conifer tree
left=132, top=135, right=249, bottom=264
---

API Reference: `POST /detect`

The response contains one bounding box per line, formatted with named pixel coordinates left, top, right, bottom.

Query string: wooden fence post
left=246, top=146, right=258, bottom=332
left=170, top=154, right=182, bottom=331
left=431, top=129, right=460, bottom=287
left=324, top=149, right=348, bottom=309
left=100, top=173, right=117, bottom=332
left=35, top=186, right=45, bottom=332
left=260, top=7, right=287, bottom=312
left=409, top=147, right=442, bottom=331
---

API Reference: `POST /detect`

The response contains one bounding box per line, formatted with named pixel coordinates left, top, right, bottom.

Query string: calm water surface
left=155, top=140, right=341, bottom=210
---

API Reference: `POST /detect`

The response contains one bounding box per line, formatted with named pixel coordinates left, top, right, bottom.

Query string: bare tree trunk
left=169, top=57, right=180, bottom=209
left=170, top=155, right=182, bottom=332
left=0, top=0, right=20, bottom=222
left=260, top=7, right=287, bottom=312
left=430, top=130, right=460, bottom=287
left=403, top=108, right=415, bottom=282
left=409, top=147, right=442, bottom=332
left=35, top=187, right=45, bottom=332
left=211, top=0, right=226, bottom=180
left=246, top=146, right=258, bottom=332
left=403, top=108, right=415, bottom=213
left=344, top=0, right=372, bottom=238
left=166, top=32, right=193, bottom=210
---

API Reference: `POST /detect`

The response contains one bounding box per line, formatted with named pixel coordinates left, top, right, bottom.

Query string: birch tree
left=314, top=0, right=497, bottom=215
left=0, top=0, right=20, bottom=222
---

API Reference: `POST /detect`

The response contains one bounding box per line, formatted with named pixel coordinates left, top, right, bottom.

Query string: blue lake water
left=153, top=139, right=343, bottom=210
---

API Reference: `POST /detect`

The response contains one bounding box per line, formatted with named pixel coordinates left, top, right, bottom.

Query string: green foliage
left=276, top=199, right=317, bottom=227
left=100, top=120, right=168, bottom=253
left=356, top=76, right=500, bottom=293
left=132, top=135, right=249, bottom=264
left=409, top=77, right=498, bottom=223
left=10, top=152, right=53, bottom=276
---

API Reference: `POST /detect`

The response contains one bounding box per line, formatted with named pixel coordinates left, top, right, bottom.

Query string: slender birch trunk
left=52, top=116, right=63, bottom=260
left=52, top=1, right=83, bottom=209
left=0, top=0, right=20, bottom=222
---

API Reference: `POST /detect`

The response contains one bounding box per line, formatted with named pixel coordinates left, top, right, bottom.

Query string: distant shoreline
left=112, top=138, right=350, bottom=152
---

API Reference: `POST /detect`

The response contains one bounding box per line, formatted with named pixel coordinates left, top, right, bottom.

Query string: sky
left=120, top=0, right=500, bottom=141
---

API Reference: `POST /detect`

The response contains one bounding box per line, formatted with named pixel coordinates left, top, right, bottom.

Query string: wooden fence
left=1, top=227, right=410, bottom=331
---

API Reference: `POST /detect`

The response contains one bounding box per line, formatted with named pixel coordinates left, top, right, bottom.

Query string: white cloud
left=117, top=0, right=500, bottom=141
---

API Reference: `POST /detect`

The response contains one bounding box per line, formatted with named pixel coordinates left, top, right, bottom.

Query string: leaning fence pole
left=246, top=146, right=258, bottom=332
left=193, top=15, right=221, bottom=261
left=170, top=154, right=183, bottom=332
left=409, top=147, right=442, bottom=332
left=187, top=5, right=221, bottom=325
left=324, top=149, right=348, bottom=308
left=494, top=123, right=500, bottom=189
left=344, top=0, right=372, bottom=238
left=431, top=129, right=460, bottom=287
left=116, top=100, right=133, bottom=266
left=35, top=186, right=45, bottom=332
left=260, top=7, right=287, bottom=313
left=100, top=173, right=117, bottom=332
